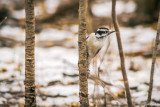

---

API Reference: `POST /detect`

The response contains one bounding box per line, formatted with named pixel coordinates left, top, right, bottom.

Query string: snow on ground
left=11, top=6, right=44, bottom=19
left=38, top=28, right=74, bottom=41
left=44, top=0, right=60, bottom=14
left=92, top=1, right=136, bottom=17
left=0, top=25, right=159, bottom=106
left=0, top=25, right=25, bottom=41
left=11, top=0, right=61, bottom=19
left=10, top=0, right=136, bottom=19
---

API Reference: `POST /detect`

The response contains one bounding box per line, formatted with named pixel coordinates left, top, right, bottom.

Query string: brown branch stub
left=0, top=17, right=7, bottom=25
left=78, top=0, right=89, bottom=106
left=112, top=0, right=133, bottom=107
left=147, top=10, right=160, bottom=107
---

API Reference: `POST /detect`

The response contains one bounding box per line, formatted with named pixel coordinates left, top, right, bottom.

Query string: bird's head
left=95, top=27, right=115, bottom=38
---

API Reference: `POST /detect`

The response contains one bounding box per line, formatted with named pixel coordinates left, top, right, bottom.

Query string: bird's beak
left=108, top=30, right=115, bottom=35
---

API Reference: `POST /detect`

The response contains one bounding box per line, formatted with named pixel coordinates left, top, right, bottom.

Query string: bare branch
left=147, top=10, right=160, bottom=107
left=112, top=0, right=133, bottom=106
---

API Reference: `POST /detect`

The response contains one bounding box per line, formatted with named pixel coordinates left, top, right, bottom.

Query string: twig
left=89, top=74, right=113, bottom=87
left=39, top=94, right=67, bottom=98
left=147, top=10, right=160, bottom=107
left=112, top=0, right=133, bottom=106
left=0, top=17, right=7, bottom=25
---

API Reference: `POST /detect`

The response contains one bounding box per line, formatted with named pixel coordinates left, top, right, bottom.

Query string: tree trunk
left=78, top=0, right=89, bottom=106
left=24, top=0, right=36, bottom=107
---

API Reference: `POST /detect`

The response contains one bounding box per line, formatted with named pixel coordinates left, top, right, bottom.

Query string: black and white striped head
left=95, top=27, right=115, bottom=38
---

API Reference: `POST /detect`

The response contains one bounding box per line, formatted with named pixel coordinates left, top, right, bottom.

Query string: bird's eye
left=102, top=31, right=107, bottom=34
left=96, top=31, right=108, bottom=35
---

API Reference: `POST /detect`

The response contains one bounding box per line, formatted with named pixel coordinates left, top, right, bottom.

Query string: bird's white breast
left=87, top=33, right=106, bottom=61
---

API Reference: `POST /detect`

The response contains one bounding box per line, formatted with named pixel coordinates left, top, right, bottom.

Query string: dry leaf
left=70, top=102, right=79, bottom=107
left=1, top=68, right=7, bottom=73
left=19, top=102, right=24, bottom=107
left=115, top=90, right=125, bottom=98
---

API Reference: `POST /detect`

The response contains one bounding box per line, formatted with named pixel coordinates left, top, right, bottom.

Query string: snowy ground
left=0, top=0, right=159, bottom=106
left=0, top=25, right=159, bottom=106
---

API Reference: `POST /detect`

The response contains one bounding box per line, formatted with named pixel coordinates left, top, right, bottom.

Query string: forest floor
left=0, top=25, right=160, bottom=107
left=0, top=0, right=160, bottom=107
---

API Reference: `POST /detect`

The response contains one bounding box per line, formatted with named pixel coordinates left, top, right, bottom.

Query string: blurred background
left=0, top=0, right=160, bottom=106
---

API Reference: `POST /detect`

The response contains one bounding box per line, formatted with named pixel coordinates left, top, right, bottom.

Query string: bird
left=86, top=27, right=115, bottom=64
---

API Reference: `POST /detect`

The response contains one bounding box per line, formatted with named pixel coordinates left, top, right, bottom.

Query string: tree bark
left=147, top=10, right=160, bottom=107
left=24, top=0, right=36, bottom=107
left=112, top=0, right=133, bottom=106
left=78, top=0, right=89, bottom=106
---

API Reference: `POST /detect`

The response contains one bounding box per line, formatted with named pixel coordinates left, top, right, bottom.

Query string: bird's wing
left=94, top=48, right=101, bottom=57
left=86, top=36, right=89, bottom=40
